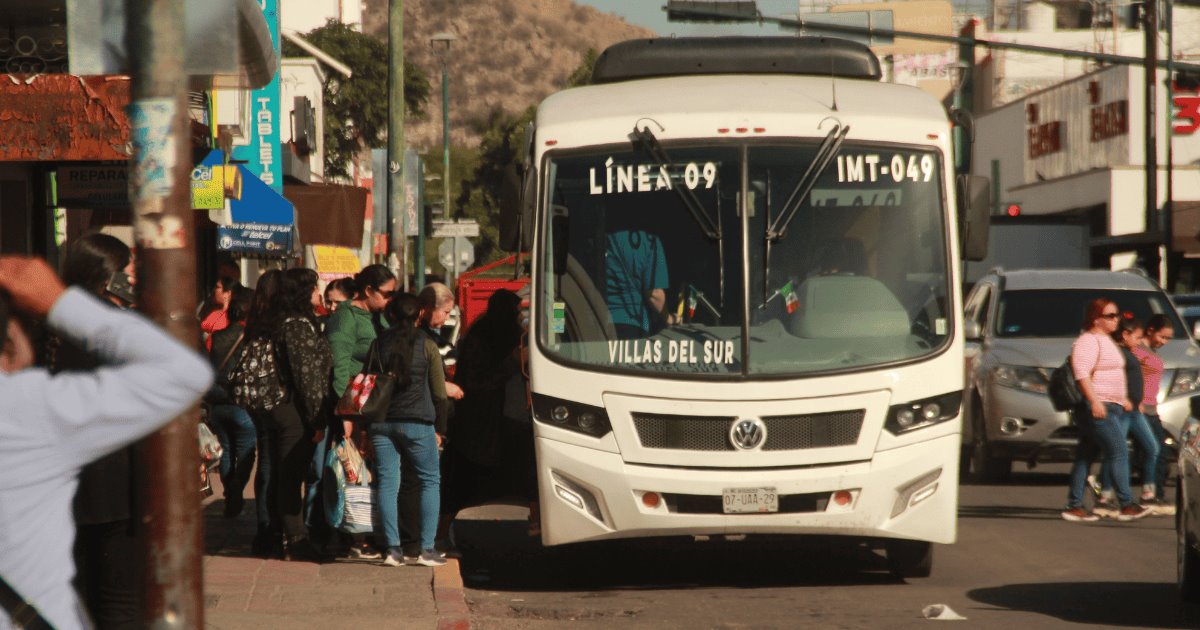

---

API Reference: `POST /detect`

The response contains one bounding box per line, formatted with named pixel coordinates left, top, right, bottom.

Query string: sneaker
left=382, top=549, right=405, bottom=567
left=1140, top=492, right=1158, bottom=505
left=1116, top=504, right=1153, bottom=522
left=1093, top=497, right=1118, bottom=518
left=413, top=550, right=447, bottom=567
left=349, top=545, right=382, bottom=560
left=1086, top=475, right=1103, bottom=498
left=1061, top=507, right=1100, bottom=522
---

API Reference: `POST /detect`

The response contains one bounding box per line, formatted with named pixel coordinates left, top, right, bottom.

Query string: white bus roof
left=535, top=75, right=951, bottom=154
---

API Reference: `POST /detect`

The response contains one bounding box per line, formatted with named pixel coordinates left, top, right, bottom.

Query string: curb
left=433, top=558, right=471, bottom=630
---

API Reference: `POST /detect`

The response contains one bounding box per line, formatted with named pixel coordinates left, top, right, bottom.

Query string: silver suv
left=963, top=268, right=1200, bottom=481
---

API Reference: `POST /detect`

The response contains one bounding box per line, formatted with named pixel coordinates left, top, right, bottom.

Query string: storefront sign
left=1027, top=121, right=1063, bottom=158
left=191, top=163, right=225, bottom=209
left=231, top=0, right=282, bottom=193
left=217, top=222, right=292, bottom=255
left=312, top=245, right=361, bottom=280
left=1089, top=100, right=1128, bottom=141
left=56, top=164, right=128, bottom=208
left=1175, top=91, right=1200, bottom=135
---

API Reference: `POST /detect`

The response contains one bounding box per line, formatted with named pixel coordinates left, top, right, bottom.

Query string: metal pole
left=415, top=156, right=425, bottom=290
left=1144, top=0, right=1160, bottom=279
left=125, top=0, right=202, bottom=626
left=441, top=55, right=452, bottom=287
left=1165, top=0, right=1175, bottom=290
left=389, top=0, right=407, bottom=290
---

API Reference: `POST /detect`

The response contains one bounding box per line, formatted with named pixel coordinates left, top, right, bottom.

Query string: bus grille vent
left=631, top=410, right=865, bottom=451
left=632, top=414, right=737, bottom=451
left=760, top=411, right=865, bottom=450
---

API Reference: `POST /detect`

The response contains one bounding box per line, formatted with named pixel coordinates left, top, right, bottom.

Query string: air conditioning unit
left=292, top=96, right=317, bottom=156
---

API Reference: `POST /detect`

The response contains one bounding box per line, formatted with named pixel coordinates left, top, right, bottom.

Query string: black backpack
left=1048, top=357, right=1084, bottom=412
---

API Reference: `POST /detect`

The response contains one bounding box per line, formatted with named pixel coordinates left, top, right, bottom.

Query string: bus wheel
left=886, top=539, right=933, bottom=579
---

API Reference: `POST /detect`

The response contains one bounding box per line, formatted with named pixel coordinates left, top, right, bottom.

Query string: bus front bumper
left=534, top=432, right=959, bottom=546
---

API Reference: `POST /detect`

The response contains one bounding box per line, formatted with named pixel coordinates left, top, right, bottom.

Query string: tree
left=282, top=20, right=430, bottom=180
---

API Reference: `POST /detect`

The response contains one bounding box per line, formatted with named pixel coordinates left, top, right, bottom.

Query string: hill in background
left=362, top=0, right=654, bottom=150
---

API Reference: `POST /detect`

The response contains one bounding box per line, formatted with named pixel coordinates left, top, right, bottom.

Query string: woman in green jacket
left=306, top=264, right=396, bottom=553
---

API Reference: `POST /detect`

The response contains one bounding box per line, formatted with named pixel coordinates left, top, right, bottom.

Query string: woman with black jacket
left=207, top=285, right=256, bottom=518
left=48, top=233, right=142, bottom=628
left=373, top=293, right=449, bottom=567
left=244, top=267, right=333, bottom=561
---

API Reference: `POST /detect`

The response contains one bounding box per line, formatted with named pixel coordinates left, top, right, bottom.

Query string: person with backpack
left=1061, top=299, right=1152, bottom=523
left=235, top=268, right=333, bottom=561
left=372, top=293, right=450, bottom=567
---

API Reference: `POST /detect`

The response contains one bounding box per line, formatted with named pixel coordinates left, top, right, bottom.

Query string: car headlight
left=531, top=393, right=612, bottom=438
left=885, top=391, right=963, bottom=435
left=992, top=364, right=1050, bottom=394
left=1170, top=369, right=1200, bottom=397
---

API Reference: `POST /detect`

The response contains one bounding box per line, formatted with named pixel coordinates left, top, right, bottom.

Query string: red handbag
left=335, top=342, right=396, bottom=422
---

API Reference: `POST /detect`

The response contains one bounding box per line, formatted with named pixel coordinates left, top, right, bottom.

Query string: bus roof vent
left=591, top=36, right=882, bottom=84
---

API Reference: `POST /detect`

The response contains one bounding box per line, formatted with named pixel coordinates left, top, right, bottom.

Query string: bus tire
left=886, top=539, right=932, bottom=579
left=1178, top=486, right=1200, bottom=603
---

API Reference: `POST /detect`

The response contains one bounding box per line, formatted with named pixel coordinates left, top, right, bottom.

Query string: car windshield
left=537, top=142, right=950, bottom=378
left=995, top=289, right=1185, bottom=338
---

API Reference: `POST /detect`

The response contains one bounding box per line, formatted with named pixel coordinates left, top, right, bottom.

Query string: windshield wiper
left=630, top=125, right=721, bottom=241
left=765, top=124, right=849, bottom=242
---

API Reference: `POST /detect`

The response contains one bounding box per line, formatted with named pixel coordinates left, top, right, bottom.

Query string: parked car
left=1171, top=293, right=1200, bottom=340
left=1178, top=411, right=1200, bottom=602
left=963, top=268, right=1200, bottom=481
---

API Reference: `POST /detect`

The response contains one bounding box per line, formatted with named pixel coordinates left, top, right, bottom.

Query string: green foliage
left=432, top=51, right=599, bottom=271
left=282, top=20, right=430, bottom=180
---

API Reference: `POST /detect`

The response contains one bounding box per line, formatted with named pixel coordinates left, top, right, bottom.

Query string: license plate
left=722, top=487, right=779, bottom=514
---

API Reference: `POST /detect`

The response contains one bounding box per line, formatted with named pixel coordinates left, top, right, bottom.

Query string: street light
left=430, top=31, right=458, bottom=286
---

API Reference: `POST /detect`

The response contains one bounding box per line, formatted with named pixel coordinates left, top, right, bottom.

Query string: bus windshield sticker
left=810, top=187, right=904, bottom=207
left=552, top=302, right=566, bottom=334
left=836, top=153, right=935, bottom=183
left=607, top=339, right=736, bottom=366
left=589, top=158, right=718, bottom=195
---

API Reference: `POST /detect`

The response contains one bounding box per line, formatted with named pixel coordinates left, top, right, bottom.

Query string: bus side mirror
left=958, top=174, right=991, bottom=262
left=499, top=163, right=522, bottom=252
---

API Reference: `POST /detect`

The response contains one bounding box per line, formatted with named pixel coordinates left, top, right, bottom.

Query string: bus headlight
left=885, top=391, right=962, bottom=435
left=532, top=393, right=612, bottom=438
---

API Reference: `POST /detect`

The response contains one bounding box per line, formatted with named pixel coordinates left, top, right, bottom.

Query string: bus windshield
left=537, top=142, right=951, bottom=378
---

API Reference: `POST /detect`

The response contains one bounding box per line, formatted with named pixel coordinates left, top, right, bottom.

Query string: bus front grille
left=631, top=410, right=865, bottom=451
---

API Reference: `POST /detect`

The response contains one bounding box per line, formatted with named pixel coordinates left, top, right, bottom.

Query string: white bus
left=499, top=36, right=989, bottom=577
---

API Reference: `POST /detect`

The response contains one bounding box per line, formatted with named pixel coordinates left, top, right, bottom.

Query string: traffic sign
left=438, top=236, right=475, bottom=275
left=431, top=220, right=480, bottom=238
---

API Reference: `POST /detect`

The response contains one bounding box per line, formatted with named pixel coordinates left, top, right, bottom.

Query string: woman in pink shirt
left=1135, top=314, right=1174, bottom=503
left=1062, top=298, right=1150, bottom=522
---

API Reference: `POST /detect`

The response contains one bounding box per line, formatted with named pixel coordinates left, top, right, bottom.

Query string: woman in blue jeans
left=1063, top=299, right=1151, bottom=522
left=208, top=285, right=258, bottom=518
left=1094, top=317, right=1160, bottom=508
left=371, top=293, right=449, bottom=567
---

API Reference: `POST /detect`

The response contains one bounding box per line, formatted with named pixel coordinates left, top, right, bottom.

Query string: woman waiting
left=201, top=276, right=240, bottom=351
left=48, top=233, right=142, bottom=628
left=245, top=267, right=333, bottom=561
left=207, top=285, right=257, bottom=519
left=324, top=277, right=355, bottom=315
left=374, top=293, right=449, bottom=567
left=1093, top=317, right=1160, bottom=513
left=1061, top=299, right=1151, bottom=523
left=243, top=269, right=283, bottom=555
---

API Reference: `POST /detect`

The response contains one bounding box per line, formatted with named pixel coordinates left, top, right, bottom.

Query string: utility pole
left=125, top=0, right=203, bottom=626
left=389, top=0, right=407, bottom=290
left=1143, top=0, right=1160, bottom=280
left=1165, top=0, right=1176, bottom=290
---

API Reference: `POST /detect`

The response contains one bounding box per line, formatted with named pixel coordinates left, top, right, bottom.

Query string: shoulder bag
left=334, top=340, right=397, bottom=422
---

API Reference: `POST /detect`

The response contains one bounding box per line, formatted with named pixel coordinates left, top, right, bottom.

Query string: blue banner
left=217, top=222, right=293, bottom=255
left=232, top=0, right=282, bottom=195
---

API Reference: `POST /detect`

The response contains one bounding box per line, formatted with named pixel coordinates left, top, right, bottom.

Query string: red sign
left=1175, top=93, right=1200, bottom=135
left=1090, top=100, right=1128, bottom=141
left=1027, top=121, right=1062, bottom=158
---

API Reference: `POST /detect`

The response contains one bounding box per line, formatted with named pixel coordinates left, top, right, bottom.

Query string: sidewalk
left=201, top=483, right=469, bottom=630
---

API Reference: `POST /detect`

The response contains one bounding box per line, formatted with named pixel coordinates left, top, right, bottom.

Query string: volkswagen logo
left=730, top=418, right=767, bottom=450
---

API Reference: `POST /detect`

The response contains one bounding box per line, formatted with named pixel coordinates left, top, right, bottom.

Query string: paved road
left=452, top=465, right=1200, bottom=629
